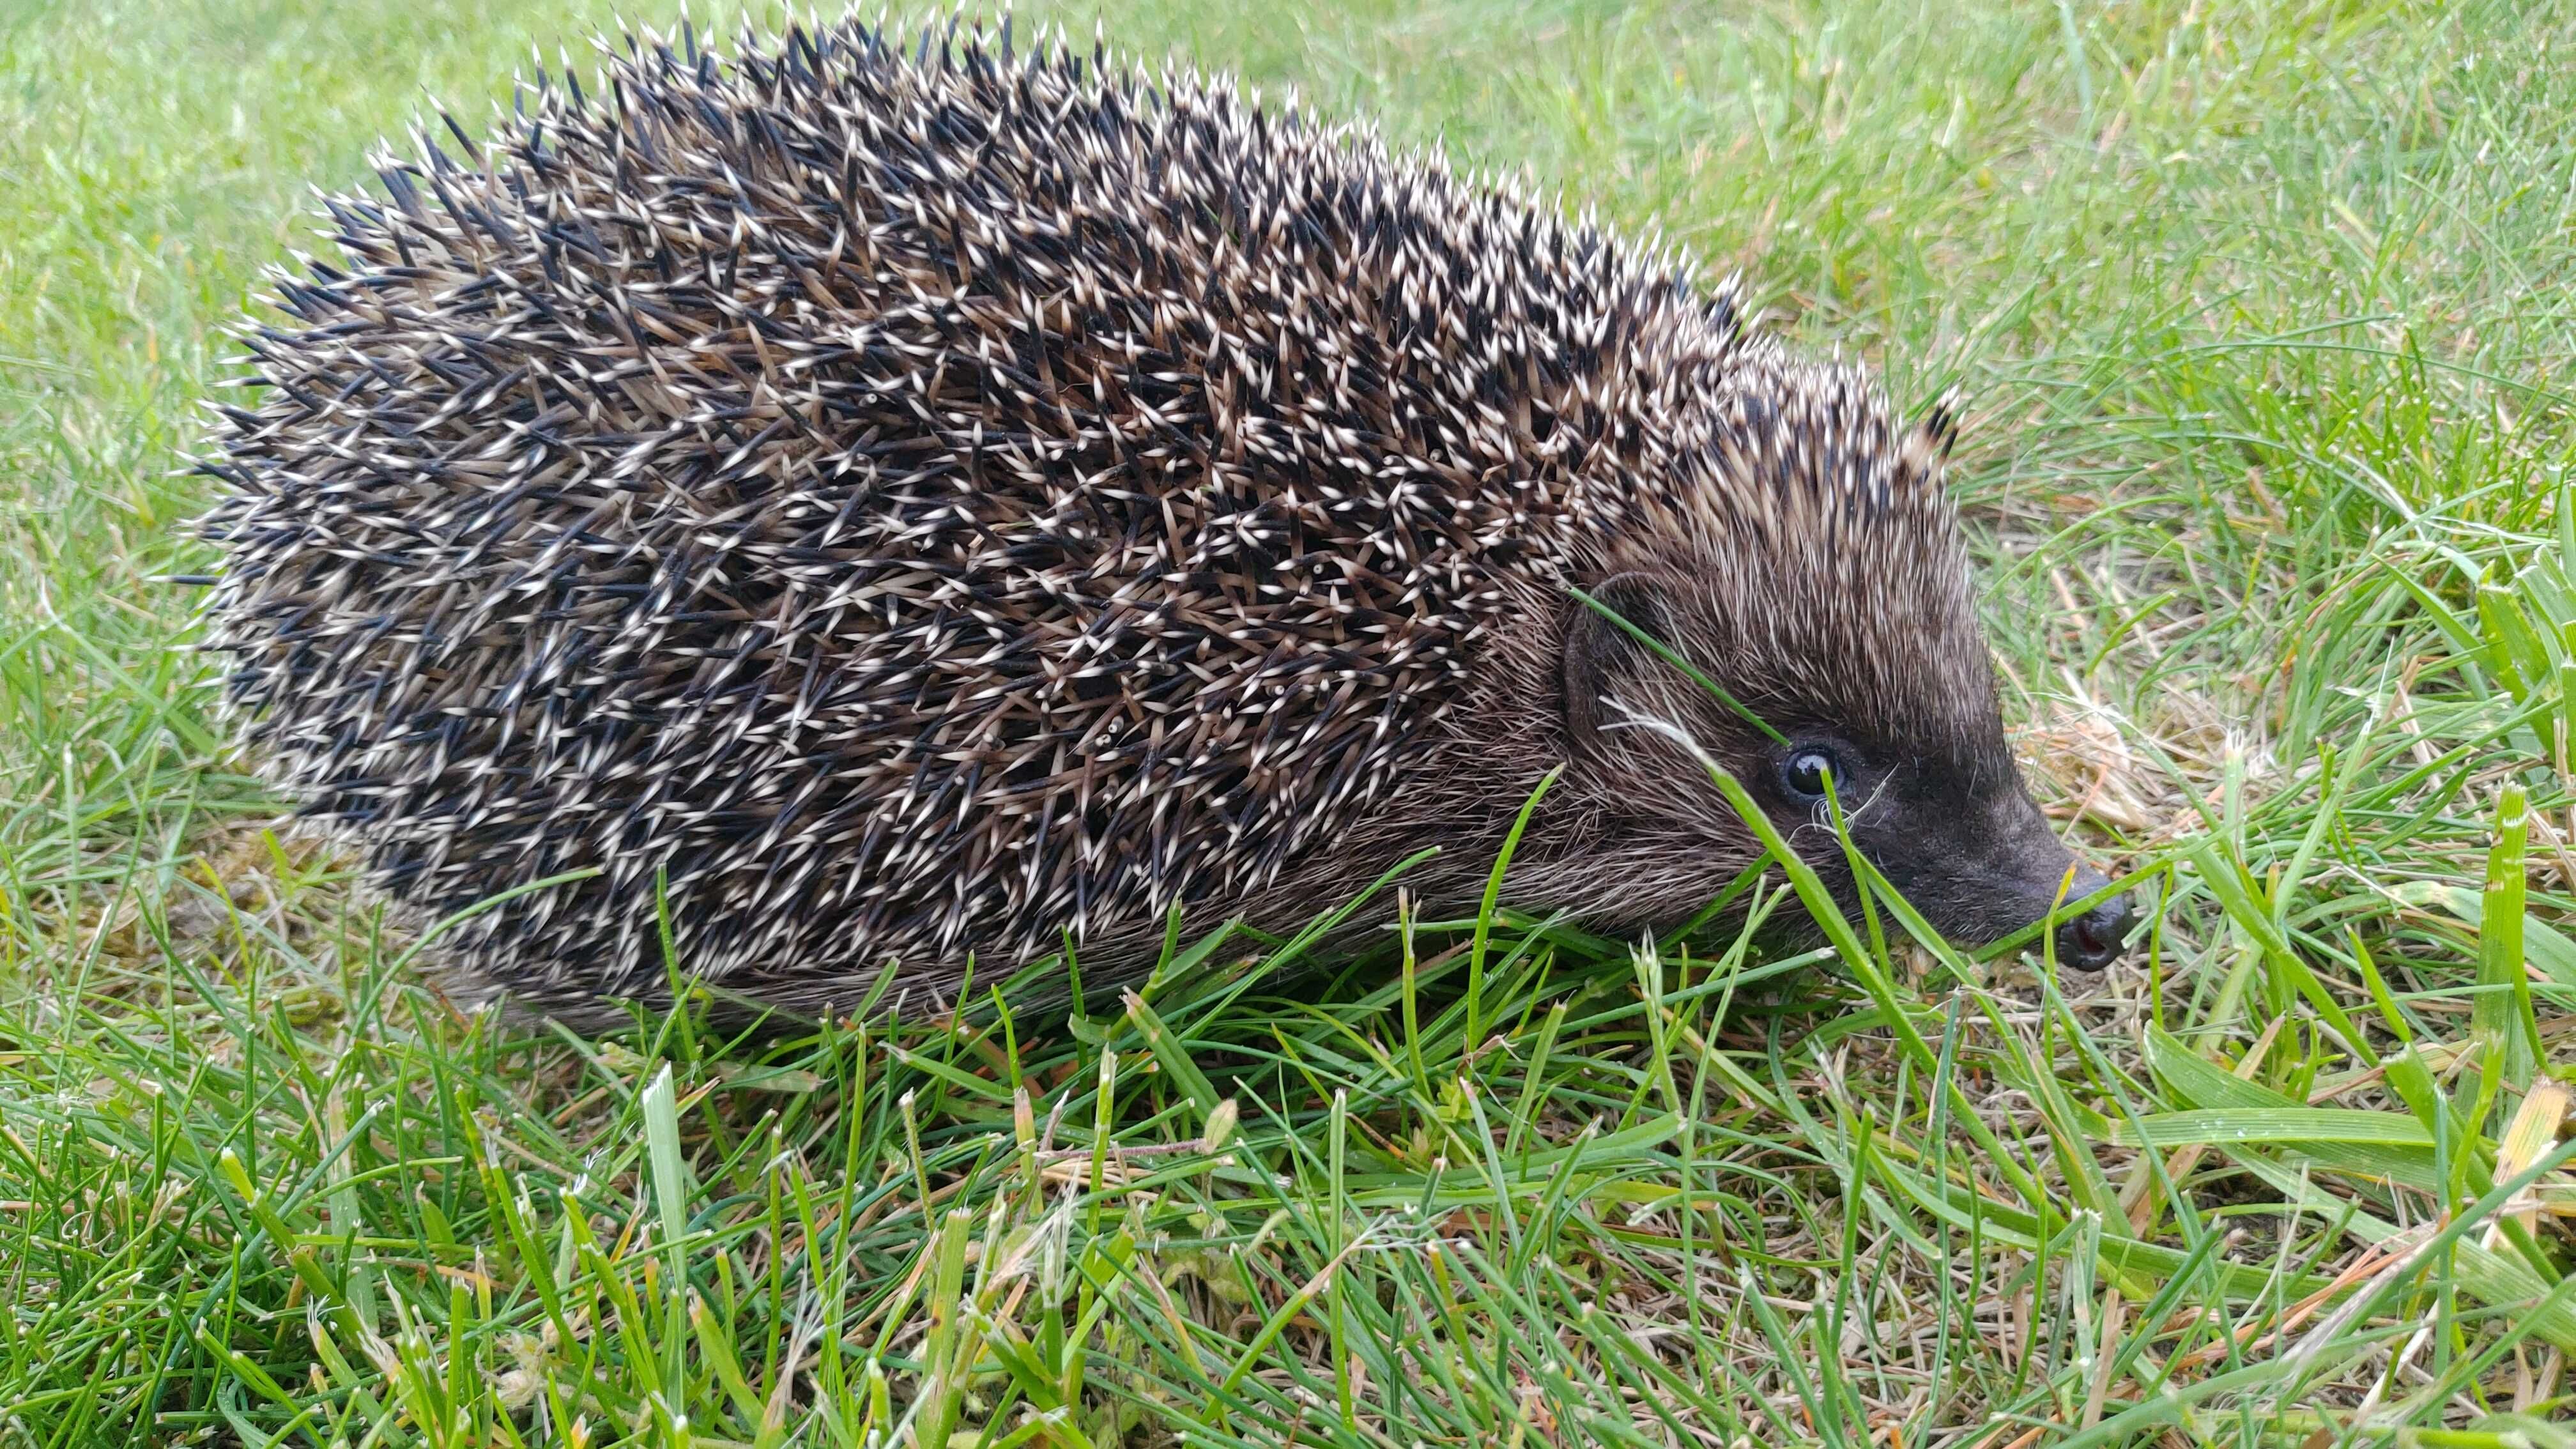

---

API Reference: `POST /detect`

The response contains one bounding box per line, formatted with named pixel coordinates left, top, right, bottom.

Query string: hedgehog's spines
left=196, top=10, right=1979, bottom=1013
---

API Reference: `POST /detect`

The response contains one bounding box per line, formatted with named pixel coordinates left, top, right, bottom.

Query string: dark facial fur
left=1369, top=359, right=2120, bottom=974
left=192, top=17, right=2125, bottom=1024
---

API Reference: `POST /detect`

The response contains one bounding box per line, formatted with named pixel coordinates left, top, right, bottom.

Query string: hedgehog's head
left=1531, top=362, right=2133, bottom=970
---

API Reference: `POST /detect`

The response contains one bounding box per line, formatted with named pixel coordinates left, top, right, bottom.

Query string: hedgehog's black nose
left=2054, top=893, right=2136, bottom=970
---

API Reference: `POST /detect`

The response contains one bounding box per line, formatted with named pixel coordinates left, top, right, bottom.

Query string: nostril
left=2055, top=894, right=2136, bottom=969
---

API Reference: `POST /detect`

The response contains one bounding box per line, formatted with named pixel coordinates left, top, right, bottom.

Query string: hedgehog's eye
left=1777, top=746, right=1841, bottom=801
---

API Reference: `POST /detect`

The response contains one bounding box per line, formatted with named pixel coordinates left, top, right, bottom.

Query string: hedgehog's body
left=199, top=18, right=2129, bottom=1021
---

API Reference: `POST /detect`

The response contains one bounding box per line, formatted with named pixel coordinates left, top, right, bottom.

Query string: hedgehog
left=191, top=14, right=2135, bottom=1024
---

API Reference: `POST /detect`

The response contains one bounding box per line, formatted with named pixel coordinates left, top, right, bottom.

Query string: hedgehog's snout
left=1905, top=788, right=2136, bottom=970
left=1987, top=815, right=2136, bottom=969
left=2048, top=862, right=2136, bottom=971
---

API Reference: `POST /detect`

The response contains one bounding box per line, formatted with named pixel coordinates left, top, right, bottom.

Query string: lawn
left=5, top=0, right=2576, bottom=1444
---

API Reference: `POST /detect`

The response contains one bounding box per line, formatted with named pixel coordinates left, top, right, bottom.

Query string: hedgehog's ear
left=1563, top=572, right=1675, bottom=756
left=1899, top=388, right=1966, bottom=483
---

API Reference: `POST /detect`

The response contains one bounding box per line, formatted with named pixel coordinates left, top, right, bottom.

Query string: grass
left=5, top=0, right=2576, bottom=1443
